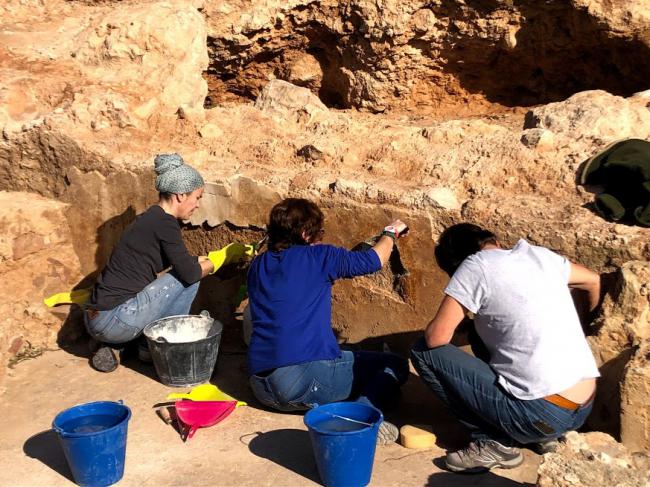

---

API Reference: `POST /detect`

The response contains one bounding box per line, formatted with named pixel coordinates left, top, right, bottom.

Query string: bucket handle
left=322, top=412, right=373, bottom=427
left=156, top=336, right=169, bottom=344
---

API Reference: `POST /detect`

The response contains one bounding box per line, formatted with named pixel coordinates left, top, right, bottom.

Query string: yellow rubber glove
left=207, top=243, right=255, bottom=274
left=44, top=288, right=92, bottom=307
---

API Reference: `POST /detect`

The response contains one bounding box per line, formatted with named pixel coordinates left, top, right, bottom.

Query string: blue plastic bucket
left=304, top=402, right=382, bottom=487
left=52, top=401, right=131, bottom=487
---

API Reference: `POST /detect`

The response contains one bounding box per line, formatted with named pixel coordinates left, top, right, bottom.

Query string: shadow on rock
left=57, top=206, right=138, bottom=357
left=426, top=457, right=534, bottom=486
left=247, top=428, right=320, bottom=484
left=23, top=429, right=73, bottom=483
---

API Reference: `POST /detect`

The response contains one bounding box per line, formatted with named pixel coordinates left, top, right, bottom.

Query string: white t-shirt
left=445, top=239, right=600, bottom=400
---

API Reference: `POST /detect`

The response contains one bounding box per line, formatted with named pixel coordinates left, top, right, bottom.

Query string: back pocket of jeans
left=249, top=377, right=281, bottom=409
left=95, top=315, right=140, bottom=343
left=288, top=378, right=332, bottom=410
left=87, top=312, right=111, bottom=339
left=532, top=419, right=556, bottom=437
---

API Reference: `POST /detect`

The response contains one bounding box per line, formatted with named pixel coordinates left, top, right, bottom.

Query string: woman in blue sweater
left=247, top=198, right=409, bottom=444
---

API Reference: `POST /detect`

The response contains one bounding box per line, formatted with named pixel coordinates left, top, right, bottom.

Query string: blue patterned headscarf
left=154, top=153, right=204, bottom=194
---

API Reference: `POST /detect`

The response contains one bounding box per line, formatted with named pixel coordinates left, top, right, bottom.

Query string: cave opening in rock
left=203, top=0, right=650, bottom=116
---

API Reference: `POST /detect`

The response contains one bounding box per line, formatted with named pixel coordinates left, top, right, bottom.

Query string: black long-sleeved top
left=90, top=205, right=201, bottom=310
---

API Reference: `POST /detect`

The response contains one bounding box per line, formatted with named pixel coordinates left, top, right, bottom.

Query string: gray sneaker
left=531, top=436, right=564, bottom=455
left=376, top=420, right=399, bottom=446
left=445, top=439, right=524, bottom=473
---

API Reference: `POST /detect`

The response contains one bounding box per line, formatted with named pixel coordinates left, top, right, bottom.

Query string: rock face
left=0, top=192, right=83, bottom=390
left=205, top=0, right=650, bottom=113
left=621, top=343, right=650, bottom=453
left=587, top=262, right=650, bottom=451
left=537, top=431, right=650, bottom=487
left=0, top=1, right=208, bottom=133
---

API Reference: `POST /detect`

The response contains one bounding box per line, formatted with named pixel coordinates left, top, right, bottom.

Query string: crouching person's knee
left=409, top=336, right=429, bottom=372
left=409, top=337, right=454, bottom=374
left=410, top=336, right=430, bottom=355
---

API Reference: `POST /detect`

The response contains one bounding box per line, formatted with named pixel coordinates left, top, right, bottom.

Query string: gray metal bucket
left=143, top=314, right=223, bottom=387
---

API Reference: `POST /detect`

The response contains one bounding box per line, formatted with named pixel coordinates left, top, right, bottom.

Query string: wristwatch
left=381, top=225, right=399, bottom=241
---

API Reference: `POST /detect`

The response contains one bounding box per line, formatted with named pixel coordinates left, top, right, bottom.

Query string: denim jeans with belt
left=249, top=350, right=409, bottom=412
left=409, top=338, right=593, bottom=445
left=85, top=272, right=200, bottom=344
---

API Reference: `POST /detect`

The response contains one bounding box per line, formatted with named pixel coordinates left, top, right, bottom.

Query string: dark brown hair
left=434, top=223, right=497, bottom=276
left=267, top=198, right=324, bottom=251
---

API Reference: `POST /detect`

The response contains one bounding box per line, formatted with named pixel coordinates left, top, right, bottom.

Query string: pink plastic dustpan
left=174, top=400, right=237, bottom=440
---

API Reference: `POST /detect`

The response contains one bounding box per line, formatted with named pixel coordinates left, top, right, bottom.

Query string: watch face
left=385, top=226, right=396, bottom=233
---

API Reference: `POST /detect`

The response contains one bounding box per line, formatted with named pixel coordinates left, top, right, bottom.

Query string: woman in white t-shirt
left=410, top=223, right=600, bottom=474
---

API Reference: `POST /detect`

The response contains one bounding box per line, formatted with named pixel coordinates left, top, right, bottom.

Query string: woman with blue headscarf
left=85, top=153, right=231, bottom=372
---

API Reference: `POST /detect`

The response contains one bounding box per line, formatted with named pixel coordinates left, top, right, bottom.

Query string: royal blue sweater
left=247, top=244, right=382, bottom=375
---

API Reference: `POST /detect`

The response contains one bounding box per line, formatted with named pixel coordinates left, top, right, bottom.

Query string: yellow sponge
left=399, top=424, right=437, bottom=449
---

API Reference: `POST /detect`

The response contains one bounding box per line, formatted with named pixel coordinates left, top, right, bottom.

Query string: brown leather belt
left=543, top=392, right=595, bottom=411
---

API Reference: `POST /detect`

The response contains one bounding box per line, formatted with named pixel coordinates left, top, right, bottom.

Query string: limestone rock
left=278, top=52, right=324, bottom=90
left=254, top=80, right=329, bottom=124
left=424, top=187, right=461, bottom=211
left=0, top=1, right=208, bottom=134
left=0, top=191, right=83, bottom=386
left=537, top=432, right=650, bottom=487
left=199, top=124, right=223, bottom=139
left=331, top=178, right=367, bottom=200
left=521, top=129, right=555, bottom=151
left=621, top=343, right=650, bottom=452
left=524, top=90, right=650, bottom=142
left=587, top=261, right=650, bottom=449
left=590, top=261, right=650, bottom=364
left=71, top=2, right=208, bottom=123
left=191, top=177, right=282, bottom=228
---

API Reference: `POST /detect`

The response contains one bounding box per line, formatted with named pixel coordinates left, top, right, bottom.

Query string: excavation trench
left=0, top=125, right=644, bottom=448
left=0, top=0, right=648, bottom=455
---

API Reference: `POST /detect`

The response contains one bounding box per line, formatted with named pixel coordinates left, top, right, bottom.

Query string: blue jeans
left=249, top=350, right=409, bottom=412
left=85, top=272, right=200, bottom=344
left=409, top=338, right=593, bottom=445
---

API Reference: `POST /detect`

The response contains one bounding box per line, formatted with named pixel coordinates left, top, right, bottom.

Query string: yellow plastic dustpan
left=167, top=384, right=247, bottom=407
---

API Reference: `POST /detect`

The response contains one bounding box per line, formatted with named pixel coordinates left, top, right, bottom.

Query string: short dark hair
left=434, top=223, right=497, bottom=276
left=267, top=198, right=324, bottom=251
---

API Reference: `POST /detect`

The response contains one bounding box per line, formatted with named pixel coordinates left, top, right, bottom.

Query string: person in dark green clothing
left=580, top=138, right=650, bottom=227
